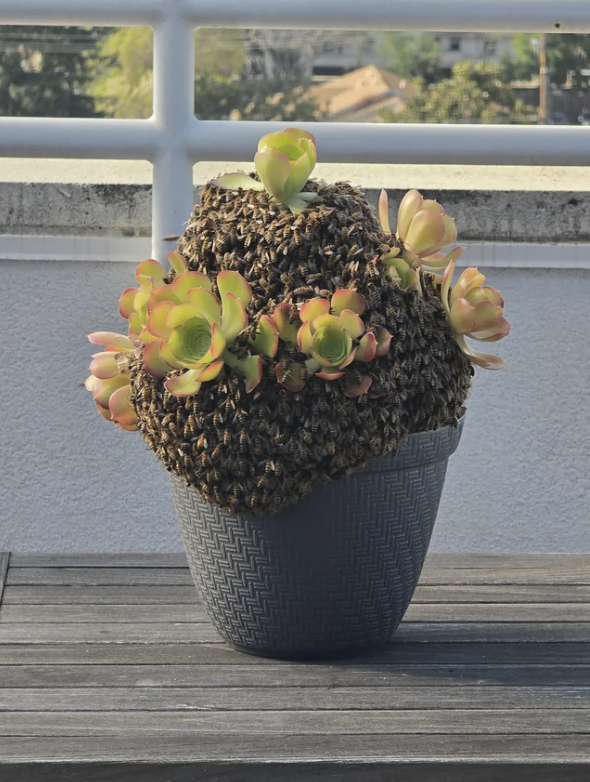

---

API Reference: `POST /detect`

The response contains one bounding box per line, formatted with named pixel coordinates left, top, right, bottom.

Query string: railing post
left=152, top=1, right=195, bottom=263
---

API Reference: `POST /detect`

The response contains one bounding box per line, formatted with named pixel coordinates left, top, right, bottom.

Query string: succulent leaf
left=344, top=374, right=372, bottom=398
left=378, top=189, right=392, bottom=234
left=251, top=315, right=279, bottom=358
left=164, top=370, right=203, bottom=397
left=212, top=172, right=265, bottom=191
left=355, top=332, right=377, bottom=362
left=142, top=340, right=173, bottom=378
left=273, top=302, right=300, bottom=345
left=331, top=289, right=366, bottom=316
left=442, top=261, right=510, bottom=370
left=220, top=291, right=248, bottom=342
left=300, top=297, right=330, bottom=324
left=217, top=270, right=252, bottom=307
left=168, top=250, right=188, bottom=275
left=171, top=271, right=212, bottom=300
left=375, top=327, right=393, bottom=357
left=88, top=332, right=134, bottom=349
left=135, top=259, right=167, bottom=283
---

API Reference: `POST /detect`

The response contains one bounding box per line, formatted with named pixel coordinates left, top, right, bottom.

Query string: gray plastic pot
left=170, top=417, right=463, bottom=659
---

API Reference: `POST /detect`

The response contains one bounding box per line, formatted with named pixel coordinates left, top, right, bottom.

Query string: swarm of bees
left=127, top=177, right=473, bottom=517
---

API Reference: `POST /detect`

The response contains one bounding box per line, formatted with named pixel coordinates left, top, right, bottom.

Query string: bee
left=256, top=475, right=269, bottom=491
left=318, top=209, right=334, bottom=227
left=263, top=229, right=275, bottom=244
left=264, top=460, right=274, bottom=474
left=244, top=233, right=254, bottom=249
left=299, top=363, right=310, bottom=384
left=318, top=289, right=331, bottom=300
left=348, top=244, right=360, bottom=257
left=301, top=430, right=313, bottom=445
left=292, top=286, right=314, bottom=298
left=234, top=344, right=250, bottom=360
left=213, top=409, right=223, bottom=427
left=280, top=273, right=292, bottom=286
left=326, top=439, right=335, bottom=456
left=239, top=430, right=248, bottom=452
left=277, top=241, right=289, bottom=257
left=340, top=226, right=350, bottom=243
left=211, top=444, right=223, bottom=461
left=310, top=415, right=320, bottom=433
left=212, top=468, right=223, bottom=483
left=279, top=399, right=292, bottom=416
left=291, top=230, right=304, bottom=247
left=367, top=262, right=381, bottom=280
left=306, top=273, right=323, bottom=284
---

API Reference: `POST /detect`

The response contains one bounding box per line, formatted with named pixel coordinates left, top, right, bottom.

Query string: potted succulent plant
left=85, top=128, right=509, bottom=659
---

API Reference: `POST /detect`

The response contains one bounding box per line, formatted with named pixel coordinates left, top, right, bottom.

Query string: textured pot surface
left=170, top=419, right=464, bottom=659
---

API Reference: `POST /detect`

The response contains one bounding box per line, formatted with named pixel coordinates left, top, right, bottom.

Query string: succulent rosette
left=140, top=269, right=270, bottom=397
left=379, top=189, right=463, bottom=275
left=213, top=127, right=318, bottom=214
left=274, top=290, right=392, bottom=398
left=85, top=332, right=138, bottom=431
left=441, top=261, right=511, bottom=370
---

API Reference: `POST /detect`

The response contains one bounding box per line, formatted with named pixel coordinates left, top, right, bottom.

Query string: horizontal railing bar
left=1, top=0, right=589, bottom=33
left=184, top=0, right=590, bottom=33
left=0, top=0, right=164, bottom=26
left=0, top=118, right=162, bottom=160
left=1, top=118, right=589, bottom=167
left=187, top=121, right=590, bottom=166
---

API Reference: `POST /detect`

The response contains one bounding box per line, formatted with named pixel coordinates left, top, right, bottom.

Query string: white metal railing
left=1, top=0, right=590, bottom=262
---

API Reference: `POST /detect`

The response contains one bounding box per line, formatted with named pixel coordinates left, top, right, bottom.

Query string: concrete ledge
left=2, top=182, right=590, bottom=244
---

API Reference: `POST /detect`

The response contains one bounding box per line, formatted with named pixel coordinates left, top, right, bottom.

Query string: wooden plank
left=5, top=568, right=194, bottom=587
left=414, top=585, right=590, bottom=604
left=0, top=605, right=209, bottom=623
left=1, top=603, right=587, bottom=629
left=407, top=604, right=590, bottom=622
left=1, top=686, right=588, bottom=712
left=4, top=583, right=590, bottom=606
left=0, top=552, right=9, bottom=605
left=7, top=560, right=590, bottom=587
left=419, top=568, right=590, bottom=586
left=1, top=733, right=590, bottom=763
left=2, top=663, right=589, bottom=689
left=1, top=762, right=589, bottom=782
left=0, top=641, right=588, bottom=666
left=3, top=603, right=589, bottom=624
left=10, top=553, right=589, bottom=570
left=0, top=709, right=588, bottom=736
left=8, top=553, right=188, bottom=568
left=0, top=622, right=219, bottom=644
left=426, top=554, right=590, bottom=570
left=1, top=585, right=199, bottom=605
left=2, top=621, right=589, bottom=645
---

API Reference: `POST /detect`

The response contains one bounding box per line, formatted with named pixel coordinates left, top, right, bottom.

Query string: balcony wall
left=1, top=162, right=589, bottom=552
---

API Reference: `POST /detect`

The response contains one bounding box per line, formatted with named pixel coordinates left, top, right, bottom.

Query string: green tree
left=377, top=33, right=442, bottom=83
left=501, top=34, right=590, bottom=88
left=0, top=26, right=103, bottom=117
left=91, top=27, right=321, bottom=121
left=382, top=61, right=537, bottom=124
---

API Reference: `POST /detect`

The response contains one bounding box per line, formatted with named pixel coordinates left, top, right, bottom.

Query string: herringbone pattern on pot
left=170, top=419, right=463, bottom=658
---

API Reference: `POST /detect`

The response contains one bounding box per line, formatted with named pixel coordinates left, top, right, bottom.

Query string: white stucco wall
left=1, top=257, right=588, bottom=553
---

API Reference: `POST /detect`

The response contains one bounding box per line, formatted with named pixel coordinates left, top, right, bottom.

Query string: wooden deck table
left=0, top=552, right=588, bottom=781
